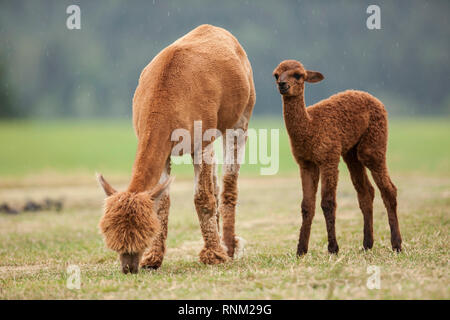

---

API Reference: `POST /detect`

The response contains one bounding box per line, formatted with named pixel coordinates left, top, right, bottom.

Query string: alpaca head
left=96, top=174, right=172, bottom=274
left=273, top=60, right=324, bottom=96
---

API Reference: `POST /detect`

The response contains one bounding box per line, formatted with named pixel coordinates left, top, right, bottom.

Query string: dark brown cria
left=273, top=60, right=402, bottom=255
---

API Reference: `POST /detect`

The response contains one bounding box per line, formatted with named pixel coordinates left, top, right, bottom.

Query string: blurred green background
left=1, top=0, right=449, bottom=119
left=0, top=118, right=448, bottom=179
left=0, top=1, right=449, bottom=178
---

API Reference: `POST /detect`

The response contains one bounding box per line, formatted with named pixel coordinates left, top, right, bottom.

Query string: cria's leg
left=194, top=149, right=228, bottom=264
left=219, top=120, right=247, bottom=258
left=319, top=162, right=340, bottom=254
left=368, top=164, right=402, bottom=252
left=357, top=126, right=402, bottom=252
left=297, top=160, right=320, bottom=256
left=343, top=147, right=375, bottom=250
left=141, top=160, right=171, bottom=270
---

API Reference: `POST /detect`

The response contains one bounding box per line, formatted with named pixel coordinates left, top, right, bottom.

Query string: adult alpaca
left=273, top=60, right=401, bottom=255
left=98, top=25, right=255, bottom=274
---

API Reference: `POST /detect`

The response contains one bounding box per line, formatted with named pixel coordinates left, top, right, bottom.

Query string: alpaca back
left=132, top=24, right=254, bottom=135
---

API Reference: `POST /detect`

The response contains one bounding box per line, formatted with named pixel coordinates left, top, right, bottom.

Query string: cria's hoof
left=140, top=252, right=163, bottom=270
left=297, top=247, right=308, bottom=256
left=392, top=243, right=402, bottom=253
left=199, top=247, right=229, bottom=265
left=391, top=237, right=402, bottom=253
left=363, top=239, right=374, bottom=250
left=328, top=242, right=339, bottom=254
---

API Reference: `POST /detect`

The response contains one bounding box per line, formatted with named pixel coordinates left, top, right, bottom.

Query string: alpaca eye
left=274, top=74, right=279, bottom=80
left=293, top=73, right=302, bottom=80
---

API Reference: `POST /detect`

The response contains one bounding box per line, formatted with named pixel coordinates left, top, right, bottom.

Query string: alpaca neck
left=127, top=118, right=172, bottom=193
left=282, top=93, right=312, bottom=142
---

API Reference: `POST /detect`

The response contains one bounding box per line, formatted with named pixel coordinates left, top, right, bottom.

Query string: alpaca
left=273, top=60, right=402, bottom=255
left=97, top=24, right=255, bottom=274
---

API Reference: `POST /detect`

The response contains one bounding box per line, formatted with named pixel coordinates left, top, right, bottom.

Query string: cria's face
left=273, top=68, right=306, bottom=96
left=273, top=60, right=306, bottom=97
left=273, top=60, right=324, bottom=97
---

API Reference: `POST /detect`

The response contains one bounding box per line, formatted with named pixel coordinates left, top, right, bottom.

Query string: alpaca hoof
left=297, top=247, right=308, bottom=256
left=391, top=237, right=402, bottom=252
left=140, top=252, right=163, bottom=270
left=199, top=247, right=229, bottom=265
left=233, top=236, right=246, bottom=259
left=392, top=243, right=402, bottom=253
left=363, top=239, right=374, bottom=250
left=328, top=243, right=339, bottom=254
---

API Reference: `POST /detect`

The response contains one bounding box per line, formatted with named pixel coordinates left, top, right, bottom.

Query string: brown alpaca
left=97, top=25, right=255, bottom=274
left=273, top=60, right=402, bottom=255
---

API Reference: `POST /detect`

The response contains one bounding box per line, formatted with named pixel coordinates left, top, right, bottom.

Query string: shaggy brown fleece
left=273, top=60, right=402, bottom=256
left=99, top=192, right=160, bottom=254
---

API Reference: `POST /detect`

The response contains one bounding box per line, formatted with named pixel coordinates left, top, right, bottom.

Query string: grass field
left=0, top=118, right=449, bottom=299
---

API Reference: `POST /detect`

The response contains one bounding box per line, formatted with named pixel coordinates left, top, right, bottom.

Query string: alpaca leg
left=194, top=151, right=229, bottom=264
left=319, top=163, right=340, bottom=254
left=357, top=136, right=402, bottom=252
left=140, top=194, right=170, bottom=269
left=141, top=160, right=171, bottom=269
left=343, top=148, right=375, bottom=250
left=220, top=124, right=247, bottom=258
left=368, top=165, right=402, bottom=252
left=297, top=160, right=319, bottom=256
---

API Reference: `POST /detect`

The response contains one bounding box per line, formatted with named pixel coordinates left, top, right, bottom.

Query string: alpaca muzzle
left=120, top=252, right=141, bottom=274
left=278, top=82, right=290, bottom=94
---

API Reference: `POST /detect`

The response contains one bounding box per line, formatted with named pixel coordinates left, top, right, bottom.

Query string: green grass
left=0, top=175, right=448, bottom=299
left=0, top=117, right=449, bottom=299
left=0, top=117, right=449, bottom=179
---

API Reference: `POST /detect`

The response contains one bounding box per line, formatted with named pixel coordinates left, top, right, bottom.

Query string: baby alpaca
left=273, top=60, right=402, bottom=255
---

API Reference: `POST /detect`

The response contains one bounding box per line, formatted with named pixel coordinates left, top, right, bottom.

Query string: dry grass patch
left=0, top=173, right=448, bottom=299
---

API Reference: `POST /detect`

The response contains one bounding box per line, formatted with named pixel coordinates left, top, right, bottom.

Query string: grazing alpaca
left=273, top=60, right=402, bottom=255
left=97, top=24, right=255, bottom=274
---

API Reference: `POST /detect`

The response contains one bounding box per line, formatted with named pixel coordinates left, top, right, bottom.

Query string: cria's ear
left=96, top=173, right=117, bottom=196
left=148, top=176, right=174, bottom=201
left=305, top=70, right=324, bottom=83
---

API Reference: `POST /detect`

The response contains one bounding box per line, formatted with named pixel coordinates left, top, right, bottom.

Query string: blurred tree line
left=0, top=0, right=449, bottom=119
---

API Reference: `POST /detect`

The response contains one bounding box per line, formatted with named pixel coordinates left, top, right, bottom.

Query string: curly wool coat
left=273, top=60, right=402, bottom=255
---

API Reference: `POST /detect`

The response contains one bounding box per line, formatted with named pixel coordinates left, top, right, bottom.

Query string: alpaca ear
left=149, top=176, right=174, bottom=201
left=96, top=173, right=117, bottom=196
left=305, top=70, right=324, bottom=83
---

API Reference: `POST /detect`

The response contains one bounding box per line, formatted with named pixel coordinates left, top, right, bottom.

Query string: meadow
left=0, top=118, right=448, bottom=299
